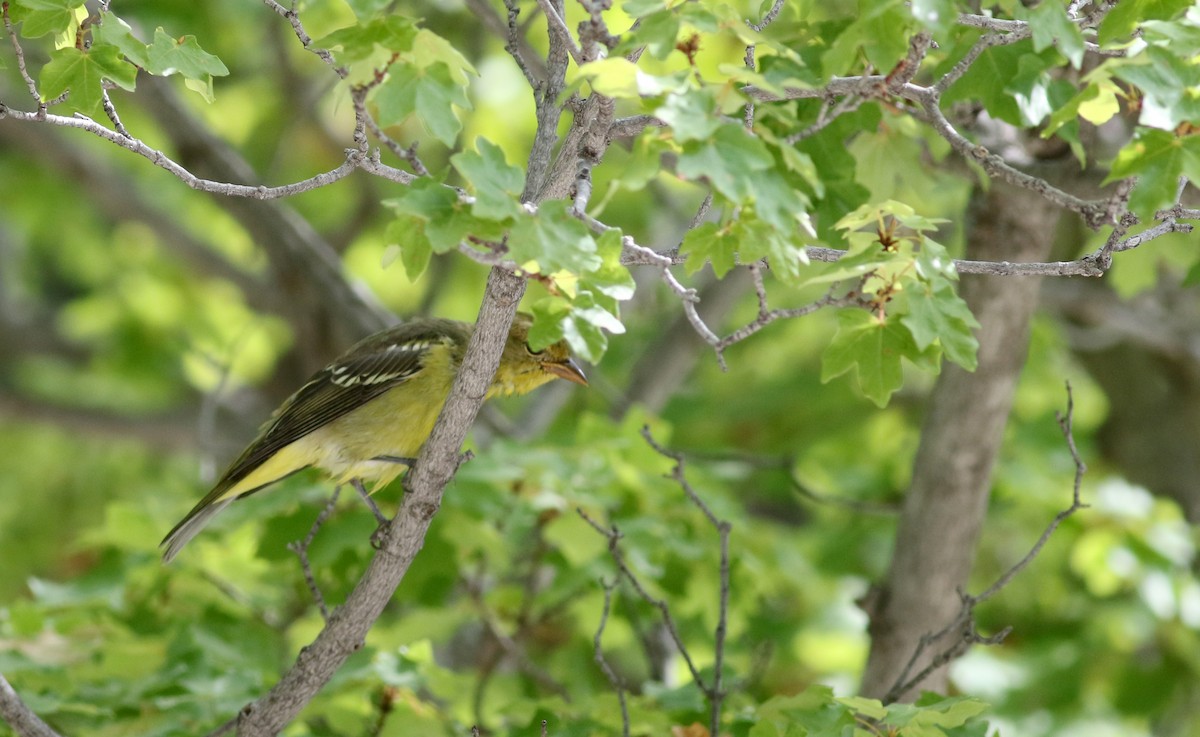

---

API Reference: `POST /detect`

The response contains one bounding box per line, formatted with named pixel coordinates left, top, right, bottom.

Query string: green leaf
left=12, top=0, right=84, bottom=41
left=656, top=87, right=720, bottom=143
left=1006, top=53, right=1055, bottom=126
left=375, top=62, right=469, bottom=146
left=344, top=0, right=395, bottom=20
left=1106, top=128, right=1200, bottom=215
left=900, top=282, right=980, bottom=371
left=145, top=28, right=229, bottom=79
left=680, top=222, right=738, bottom=277
left=40, top=44, right=137, bottom=115
left=578, top=57, right=690, bottom=98
left=508, top=201, right=602, bottom=275
left=796, top=246, right=889, bottom=288
left=451, top=138, right=525, bottom=221
left=733, top=216, right=810, bottom=283
left=1023, top=1, right=1085, bottom=68
left=585, top=229, right=636, bottom=303
left=1098, top=0, right=1193, bottom=45
left=627, top=8, right=681, bottom=59
left=910, top=0, right=956, bottom=34
left=91, top=16, right=150, bottom=69
left=913, top=236, right=958, bottom=281
left=527, top=297, right=570, bottom=350
left=529, top=294, right=621, bottom=363
left=385, top=215, right=432, bottom=280
left=821, top=308, right=926, bottom=407
left=1111, top=46, right=1200, bottom=131
left=943, top=42, right=1039, bottom=126
left=821, top=0, right=913, bottom=76
left=383, top=179, right=471, bottom=253
left=315, top=16, right=418, bottom=63
left=677, top=123, right=773, bottom=202
left=749, top=167, right=814, bottom=237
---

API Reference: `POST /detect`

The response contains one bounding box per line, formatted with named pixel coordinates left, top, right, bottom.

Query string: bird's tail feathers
left=160, top=499, right=233, bottom=563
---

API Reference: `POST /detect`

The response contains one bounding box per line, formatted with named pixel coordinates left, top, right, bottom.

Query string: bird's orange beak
left=543, top=358, right=588, bottom=386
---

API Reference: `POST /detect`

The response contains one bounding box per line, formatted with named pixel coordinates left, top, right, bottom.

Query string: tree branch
left=0, top=673, right=63, bottom=737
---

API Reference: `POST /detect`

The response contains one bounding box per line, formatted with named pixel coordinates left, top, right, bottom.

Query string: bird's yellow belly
left=309, top=376, right=453, bottom=488
left=224, top=362, right=456, bottom=498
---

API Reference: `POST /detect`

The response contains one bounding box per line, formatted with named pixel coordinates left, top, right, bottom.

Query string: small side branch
left=884, top=382, right=1089, bottom=702
left=592, top=579, right=631, bottom=737
left=534, top=0, right=582, bottom=65
left=2, top=2, right=43, bottom=113
left=288, top=486, right=344, bottom=620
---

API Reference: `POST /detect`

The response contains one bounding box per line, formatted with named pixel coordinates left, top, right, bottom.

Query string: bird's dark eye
left=525, top=342, right=544, bottom=356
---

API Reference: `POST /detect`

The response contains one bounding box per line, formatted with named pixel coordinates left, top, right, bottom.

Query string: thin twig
left=639, top=427, right=734, bottom=737
left=884, top=382, right=1089, bottom=702
left=2, top=2, right=43, bottom=113
left=287, top=486, right=344, bottom=620
left=260, top=0, right=345, bottom=75
left=465, top=577, right=573, bottom=701
left=99, top=89, right=131, bottom=138
left=577, top=508, right=710, bottom=690
left=534, top=0, right=582, bottom=65
left=593, top=579, right=631, bottom=737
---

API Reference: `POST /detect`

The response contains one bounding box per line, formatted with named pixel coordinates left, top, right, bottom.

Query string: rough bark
left=858, top=182, right=1062, bottom=700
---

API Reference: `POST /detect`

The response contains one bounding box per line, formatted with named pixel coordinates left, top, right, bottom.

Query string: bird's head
left=493, top=313, right=588, bottom=396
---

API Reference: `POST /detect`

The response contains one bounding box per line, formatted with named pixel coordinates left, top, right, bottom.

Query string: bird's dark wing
left=216, top=320, right=467, bottom=492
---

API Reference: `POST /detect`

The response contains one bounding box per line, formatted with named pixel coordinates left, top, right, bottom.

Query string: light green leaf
left=680, top=222, right=737, bottom=277
left=1023, top=1, right=1085, bottom=68
left=410, top=28, right=476, bottom=82
left=508, top=201, right=602, bottom=275
left=1106, top=128, right=1200, bottom=215
left=900, top=283, right=980, bottom=370
left=315, top=16, right=418, bottom=63
left=677, top=123, right=773, bottom=201
left=385, top=215, right=432, bottom=280
left=836, top=696, right=888, bottom=720
left=12, top=0, right=84, bottom=41
left=821, top=308, right=926, bottom=407
left=146, top=28, right=229, bottom=79
left=383, top=179, right=471, bottom=253
left=1044, top=68, right=1122, bottom=136
left=40, top=44, right=137, bottom=114
left=656, top=88, right=720, bottom=143
left=836, top=200, right=948, bottom=233
left=91, top=16, right=150, bottom=69
left=451, top=138, right=525, bottom=221
left=375, top=62, right=470, bottom=145
left=579, top=57, right=690, bottom=98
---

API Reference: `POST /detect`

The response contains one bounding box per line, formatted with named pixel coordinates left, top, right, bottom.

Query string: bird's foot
left=372, top=455, right=417, bottom=466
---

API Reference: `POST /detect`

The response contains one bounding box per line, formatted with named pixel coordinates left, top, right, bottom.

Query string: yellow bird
left=161, top=314, right=587, bottom=561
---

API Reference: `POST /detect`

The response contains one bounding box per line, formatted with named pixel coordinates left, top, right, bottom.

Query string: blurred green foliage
left=2, top=0, right=1200, bottom=736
